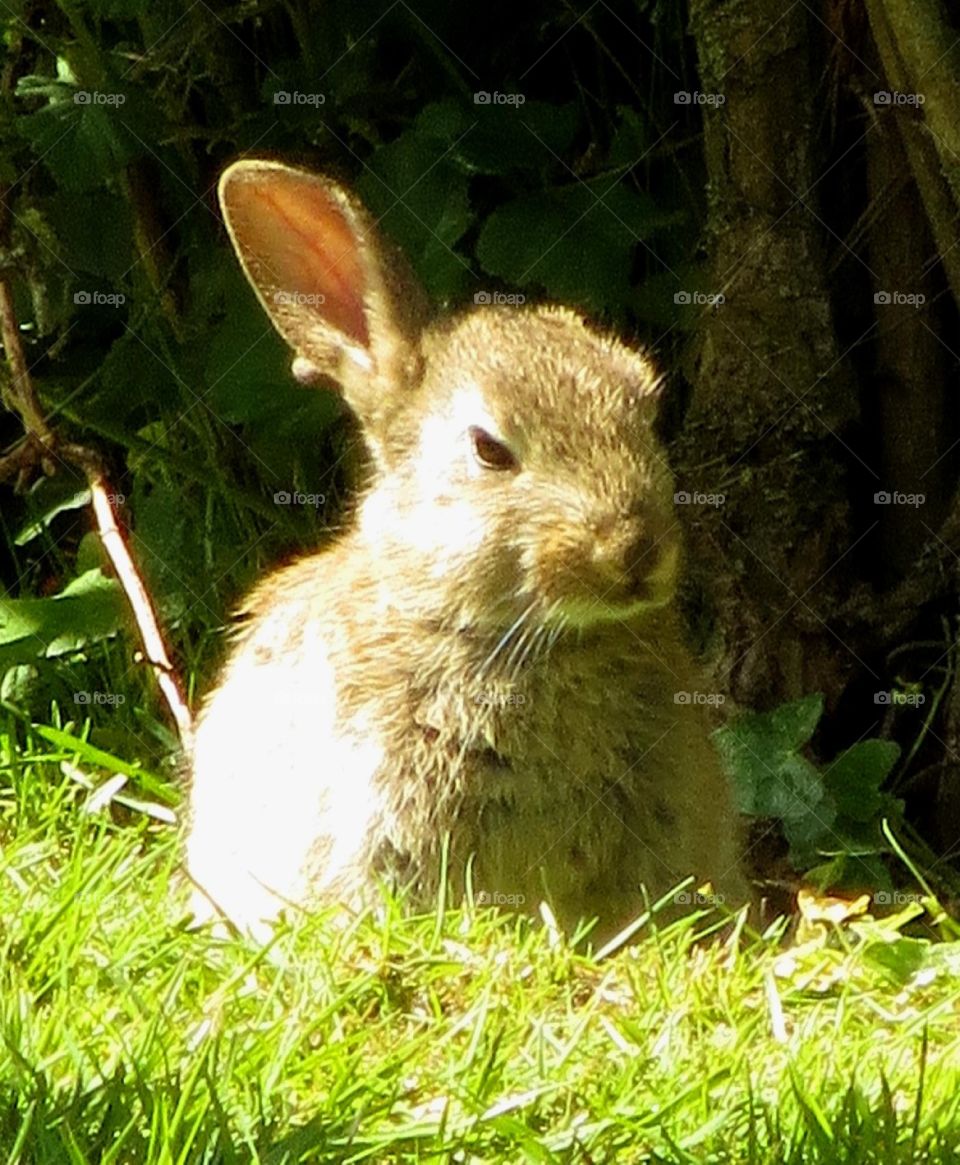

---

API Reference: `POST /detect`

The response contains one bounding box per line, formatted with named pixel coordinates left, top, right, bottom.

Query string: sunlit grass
left=1, top=719, right=959, bottom=1163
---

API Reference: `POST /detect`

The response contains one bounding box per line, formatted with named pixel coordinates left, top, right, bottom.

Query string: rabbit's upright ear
left=218, top=160, right=429, bottom=423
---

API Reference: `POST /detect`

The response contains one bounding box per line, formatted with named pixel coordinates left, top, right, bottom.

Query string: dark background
left=1, top=0, right=959, bottom=905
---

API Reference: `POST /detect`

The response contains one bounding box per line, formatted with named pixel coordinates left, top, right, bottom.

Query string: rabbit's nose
left=592, top=514, right=677, bottom=604
left=594, top=512, right=657, bottom=569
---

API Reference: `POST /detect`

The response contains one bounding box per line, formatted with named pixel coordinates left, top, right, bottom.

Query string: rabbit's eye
left=470, top=426, right=518, bottom=471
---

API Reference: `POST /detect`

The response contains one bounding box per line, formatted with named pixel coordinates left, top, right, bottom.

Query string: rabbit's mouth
left=537, top=537, right=680, bottom=629
left=550, top=583, right=675, bottom=629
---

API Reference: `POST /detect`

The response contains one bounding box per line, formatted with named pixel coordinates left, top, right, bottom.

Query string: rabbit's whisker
left=516, top=627, right=545, bottom=678
left=478, top=600, right=538, bottom=680
left=504, top=617, right=539, bottom=675
left=508, top=601, right=564, bottom=680
left=547, top=614, right=568, bottom=653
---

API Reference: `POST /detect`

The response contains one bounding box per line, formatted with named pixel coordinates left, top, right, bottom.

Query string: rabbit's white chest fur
left=186, top=595, right=387, bottom=935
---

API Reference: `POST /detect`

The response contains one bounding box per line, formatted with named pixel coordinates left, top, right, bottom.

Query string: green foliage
left=715, top=695, right=904, bottom=886
left=0, top=0, right=707, bottom=733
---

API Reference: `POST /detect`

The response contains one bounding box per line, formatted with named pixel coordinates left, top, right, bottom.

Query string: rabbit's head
left=219, top=162, right=679, bottom=635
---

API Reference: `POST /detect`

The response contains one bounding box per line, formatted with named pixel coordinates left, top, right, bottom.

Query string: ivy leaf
left=824, top=739, right=900, bottom=822
left=714, top=695, right=904, bottom=869
left=763, top=754, right=831, bottom=824
left=715, top=694, right=823, bottom=776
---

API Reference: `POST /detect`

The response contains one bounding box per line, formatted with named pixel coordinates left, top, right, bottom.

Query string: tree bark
left=680, top=0, right=859, bottom=713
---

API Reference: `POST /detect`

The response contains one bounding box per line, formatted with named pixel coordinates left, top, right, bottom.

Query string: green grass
left=2, top=720, right=960, bottom=1163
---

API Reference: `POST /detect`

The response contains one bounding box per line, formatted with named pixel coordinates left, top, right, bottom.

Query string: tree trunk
left=680, top=0, right=859, bottom=714
left=681, top=0, right=960, bottom=874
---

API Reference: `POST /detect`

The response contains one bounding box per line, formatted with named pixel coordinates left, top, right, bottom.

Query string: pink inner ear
left=226, top=171, right=370, bottom=348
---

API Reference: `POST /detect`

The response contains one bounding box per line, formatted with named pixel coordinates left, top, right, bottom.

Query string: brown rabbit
left=185, top=160, right=748, bottom=942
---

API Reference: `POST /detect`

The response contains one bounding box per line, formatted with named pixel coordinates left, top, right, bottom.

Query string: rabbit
left=184, top=159, right=749, bottom=943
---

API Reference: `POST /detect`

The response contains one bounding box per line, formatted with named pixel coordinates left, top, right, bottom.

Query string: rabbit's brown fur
left=185, top=162, right=747, bottom=941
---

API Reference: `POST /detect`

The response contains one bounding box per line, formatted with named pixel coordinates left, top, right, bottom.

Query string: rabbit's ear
left=218, top=160, right=428, bottom=421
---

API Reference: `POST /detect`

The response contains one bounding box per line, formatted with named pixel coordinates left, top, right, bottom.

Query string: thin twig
left=0, top=263, right=193, bottom=742
left=87, top=471, right=193, bottom=741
